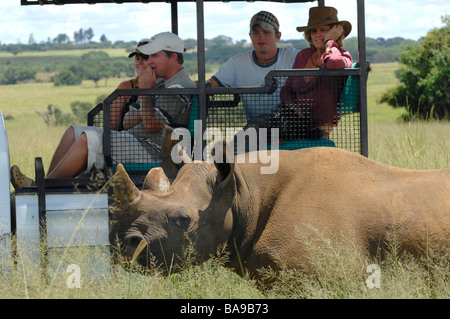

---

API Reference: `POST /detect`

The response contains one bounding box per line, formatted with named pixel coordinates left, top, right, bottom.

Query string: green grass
left=366, top=62, right=406, bottom=124
left=369, top=121, right=450, bottom=169
left=2, top=78, right=125, bottom=178
left=0, top=59, right=449, bottom=299
left=1, top=227, right=448, bottom=299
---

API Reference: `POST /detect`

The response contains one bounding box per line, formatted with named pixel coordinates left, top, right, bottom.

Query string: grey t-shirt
left=127, top=67, right=196, bottom=142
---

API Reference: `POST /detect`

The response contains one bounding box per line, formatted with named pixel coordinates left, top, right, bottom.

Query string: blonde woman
left=280, top=6, right=353, bottom=139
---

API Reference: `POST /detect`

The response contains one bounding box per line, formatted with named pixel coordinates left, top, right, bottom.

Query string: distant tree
left=184, top=38, right=197, bottom=50
left=53, top=33, right=70, bottom=44
left=84, top=28, right=94, bottom=42
left=100, top=34, right=108, bottom=42
left=70, top=101, right=93, bottom=123
left=205, top=42, right=245, bottom=64
left=379, top=15, right=450, bottom=121
left=80, top=50, right=111, bottom=86
left=28, top=33, right=36, bottom=45
left=8, top=45, right=22, bottom=56
left=74, top=28, right=84, bottom=44
left=385, top=37, right=405, bottom=47
left=52, top=69, right=82, bottom=86
left=111, top=60, right=135, bottom=78
left=376, top=37, right=386, bottom=46
left=1, top=67, right=36, bottom=84
left=36, top=105, right=73, bottom=126
left=207, top=35, right=234, bottom=48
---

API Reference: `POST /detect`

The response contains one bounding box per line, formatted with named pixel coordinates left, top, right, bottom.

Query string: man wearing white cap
left=125, top=31, right=196, bottom=133
left=209, top=11, right=300, bottom=120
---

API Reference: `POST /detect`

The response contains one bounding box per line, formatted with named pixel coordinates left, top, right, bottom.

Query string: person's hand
left=325, top=25, right=344, bottom=42
left=138, top=66, right=157, bottom=89
left=285, top=102, right=305, bottom=118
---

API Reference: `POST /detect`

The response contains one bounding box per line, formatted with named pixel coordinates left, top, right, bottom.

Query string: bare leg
left=48, top=126, right=76, bottom=174
left=46, top=132, right=89, bottom=179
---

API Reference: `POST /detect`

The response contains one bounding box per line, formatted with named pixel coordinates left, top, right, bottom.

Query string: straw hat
left=296, top=6, right=352, bottom=38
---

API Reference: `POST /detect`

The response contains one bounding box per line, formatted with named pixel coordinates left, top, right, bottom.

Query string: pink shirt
left=280, top=40, right=353, bottom=126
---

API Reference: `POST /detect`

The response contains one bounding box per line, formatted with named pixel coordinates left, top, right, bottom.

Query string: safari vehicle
left=0, top=0, right=369, bottom=275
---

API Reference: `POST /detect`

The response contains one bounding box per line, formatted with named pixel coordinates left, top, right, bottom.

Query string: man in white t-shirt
left=209, top=11, right=300, bottom=120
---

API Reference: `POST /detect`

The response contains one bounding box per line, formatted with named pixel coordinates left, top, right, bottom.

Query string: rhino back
left=231, top=147, right=449, bottom=274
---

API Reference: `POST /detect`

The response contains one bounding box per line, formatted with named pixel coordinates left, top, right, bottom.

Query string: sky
left=0, top=0, right=448, bottom=45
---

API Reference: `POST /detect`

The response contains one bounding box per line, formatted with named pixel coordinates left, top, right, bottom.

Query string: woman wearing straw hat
left=280, top=6, right=353, bottom=139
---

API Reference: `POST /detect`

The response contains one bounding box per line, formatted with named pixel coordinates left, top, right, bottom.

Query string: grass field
left=0, top=61, right=449, bottom=299
left=0, top=48, right=129, bottom=59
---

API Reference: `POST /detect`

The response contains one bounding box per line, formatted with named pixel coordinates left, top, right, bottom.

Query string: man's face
left=148, top=51, right=173, bottom=80
left=249, top=25, right=281, bottom=55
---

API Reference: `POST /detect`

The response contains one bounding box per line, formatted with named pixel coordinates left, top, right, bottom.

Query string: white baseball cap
left=128, top=32, right=185, bottom=58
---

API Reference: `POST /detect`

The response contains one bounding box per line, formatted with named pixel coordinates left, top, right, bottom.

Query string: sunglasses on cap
left=133, top=41, right=150, bottom=59
left=135, top=53, right=149, bottom=60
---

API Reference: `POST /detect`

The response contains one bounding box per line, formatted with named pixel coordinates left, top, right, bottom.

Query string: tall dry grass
left=1, top=224, right=448, bottom=299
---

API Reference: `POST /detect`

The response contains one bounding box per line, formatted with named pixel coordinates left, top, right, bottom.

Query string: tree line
left=0, top=30, right=421, bottom=86
left=1, top=26, right=420, bottom=64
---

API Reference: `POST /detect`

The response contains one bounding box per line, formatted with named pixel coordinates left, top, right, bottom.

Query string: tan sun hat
left=296, top=6, right=352, bottom=38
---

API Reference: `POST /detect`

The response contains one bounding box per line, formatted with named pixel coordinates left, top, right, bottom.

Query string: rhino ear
left=142, top=167, right=171, bottom=194
left=113, top=164, right=141, bottom=207
left=213, top=140, right=235, bottom=187
left=160, top=125, right=192, bottom=180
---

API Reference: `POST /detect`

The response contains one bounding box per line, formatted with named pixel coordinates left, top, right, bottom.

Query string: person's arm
left=110, top=80, right=133, bottom=130
left=122, top=102, right=142, bottom=130
left=138, top=67, right=161, bottom=133
left=321, top=41, right=353, bottom=69
left=280, top=51, right=304, bottom=106
left=321, top=25, right=353, bottom=69
left=209, top=77, right=220, bottom=88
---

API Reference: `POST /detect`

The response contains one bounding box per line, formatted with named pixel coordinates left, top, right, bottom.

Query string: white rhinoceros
left=109, top=145, right=450, bottom=281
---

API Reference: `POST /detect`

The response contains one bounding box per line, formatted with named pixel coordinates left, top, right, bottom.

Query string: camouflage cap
left=250, top=11, right=280, bottom=32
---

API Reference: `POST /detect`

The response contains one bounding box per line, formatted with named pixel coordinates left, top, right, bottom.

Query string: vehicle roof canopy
left=21, top=0, right=317, bottom=4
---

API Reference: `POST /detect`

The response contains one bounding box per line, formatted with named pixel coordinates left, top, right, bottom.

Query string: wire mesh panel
left=102, top=89, right=196, bottom=177
left=87, top=103, right=104, bottom=128
left=98, top=68, right=362, bottom=178
left=206, top=69, right=361, bottom=155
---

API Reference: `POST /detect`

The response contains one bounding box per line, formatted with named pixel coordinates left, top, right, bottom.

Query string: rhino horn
left=113, top=164, right=141, bottom=207
left=142, top=167, right=171, bottom=194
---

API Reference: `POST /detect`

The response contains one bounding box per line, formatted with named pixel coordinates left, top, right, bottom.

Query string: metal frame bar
left=356, top=0, right=368, bottom=157
left=35, top=157, right=49, bottom=280
left=21, top=0, right=316, bottom=4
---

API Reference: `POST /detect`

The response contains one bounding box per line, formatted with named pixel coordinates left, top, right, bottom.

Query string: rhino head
left=109, top=143, right=236, bottom=274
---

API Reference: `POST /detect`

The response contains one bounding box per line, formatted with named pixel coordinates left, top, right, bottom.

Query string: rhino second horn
left=113, top=164, right=141, bottom=206
left=142, top=167, right=171, bottom=194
